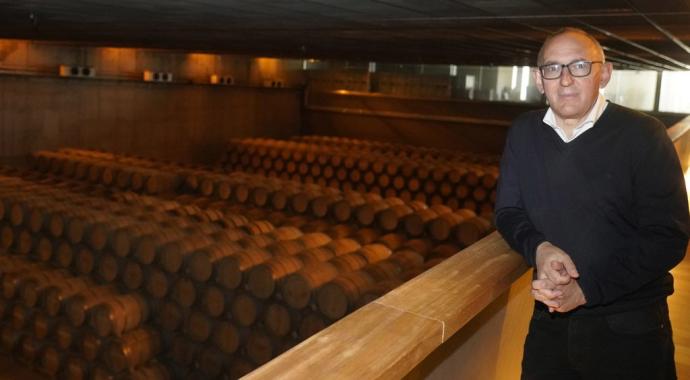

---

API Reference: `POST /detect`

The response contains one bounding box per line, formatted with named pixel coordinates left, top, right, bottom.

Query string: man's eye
left=544, top=65, right=559, bottom=73
left=572, top=62, right=586, bottom=69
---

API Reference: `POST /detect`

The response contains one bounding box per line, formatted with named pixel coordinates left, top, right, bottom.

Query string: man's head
left=534, top=27, right=613, bottom=124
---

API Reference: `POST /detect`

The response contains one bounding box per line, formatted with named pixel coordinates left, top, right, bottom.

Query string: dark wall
left=304, top=91, right=534, bottom=154
left=0, top=75, right=302, bottom=165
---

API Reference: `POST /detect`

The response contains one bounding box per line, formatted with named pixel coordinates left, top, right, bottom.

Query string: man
left=495, top=27, right=689, bottom=379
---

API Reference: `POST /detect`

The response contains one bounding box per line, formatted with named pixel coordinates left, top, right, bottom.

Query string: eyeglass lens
left=541, top=61, right=594, bottom=79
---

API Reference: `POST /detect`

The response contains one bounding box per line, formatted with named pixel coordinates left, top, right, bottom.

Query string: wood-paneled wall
left=304, top=91, right=531, bottom=155
left=0, top=75, right=302, bottom=165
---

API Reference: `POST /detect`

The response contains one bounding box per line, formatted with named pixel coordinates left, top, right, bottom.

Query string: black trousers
left=522, top=300, right=676, bottom=380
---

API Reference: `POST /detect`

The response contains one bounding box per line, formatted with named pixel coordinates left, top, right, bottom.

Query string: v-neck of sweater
left=541, top=103, right=615, bottom=152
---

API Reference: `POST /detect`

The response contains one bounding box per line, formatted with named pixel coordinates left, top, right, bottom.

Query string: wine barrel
left=38, top=344, right=65, bottom=377
left=65, top=286, right=118, bottom=327
left=172, top=277, right=198, bottom=308
left=280, top=262, right=339, bottom=310
left=81, top=331, right=104, bottom=361
left=247, top=255, right=304, bottom=299
left=197, top=346, right=226, bottom=378
left=246, top=328, right=276, bottom=366
left=317, top=270, right=376, bottom=320
left=212, top=321, right=241, bottom=354
left=214, top=247, right=271, bottom=290
left=298, top=311, right=328, bottom=340
left=155, top=300, right=187, bottom=332
left=455, top=215, right=494, bottom=247
left=33, top=312, right=56, bottom=340
left=183, top=311, right=213, bottom=343
left=89, top=293, right=149, bottom=337
left=103, top=328, right=161, bottom=372
left=231, top=292, right=263, bottom=327
left=42, top=277, right=94, bottom=317
left=186, top=241, right=242, bottom=282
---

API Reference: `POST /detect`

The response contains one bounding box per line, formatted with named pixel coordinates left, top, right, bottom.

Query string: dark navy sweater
left=495, top=102, right=689, bottom=315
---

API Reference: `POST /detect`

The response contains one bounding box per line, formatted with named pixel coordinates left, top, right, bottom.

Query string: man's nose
left=559, top=68, right=574, bottom=86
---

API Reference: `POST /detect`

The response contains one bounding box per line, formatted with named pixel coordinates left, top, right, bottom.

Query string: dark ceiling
left=0, top=0, right=689, bottom=70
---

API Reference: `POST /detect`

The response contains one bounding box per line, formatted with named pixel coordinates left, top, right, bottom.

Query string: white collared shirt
left=543, top=93, right=608, bottom=143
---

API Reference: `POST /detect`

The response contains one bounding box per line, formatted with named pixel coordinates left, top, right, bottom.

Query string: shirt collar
left=543, top=93, right=608, bottom=143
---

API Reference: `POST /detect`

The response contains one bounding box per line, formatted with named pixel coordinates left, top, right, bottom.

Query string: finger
left=532, top=278, right=556, bottom=290
left=531, top=290, right=561, bottom=307
left=532, top=287, right=562, bottom=299
left=550, top=260, right=569, bottom=277
left=543, top=289, right=563, bottom=300
left=561, top=256, right=580, bottom=278
left=532, top=280, right=564, bottom=298
left=554, top=304, right=574, bottom=313
left=543, top=265, right=571, bottom=285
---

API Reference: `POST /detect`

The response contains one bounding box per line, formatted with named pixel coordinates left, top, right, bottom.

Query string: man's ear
left=533, top=68, right=544, bottom=94
left=599, top=62, right=613, bottom=89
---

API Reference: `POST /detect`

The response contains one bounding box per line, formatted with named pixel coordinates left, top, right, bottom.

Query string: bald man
left=495, top=27, right=689, bottom=379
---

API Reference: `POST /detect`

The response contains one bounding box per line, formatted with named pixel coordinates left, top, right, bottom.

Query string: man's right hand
left=535, top=241, right=579, bottom=285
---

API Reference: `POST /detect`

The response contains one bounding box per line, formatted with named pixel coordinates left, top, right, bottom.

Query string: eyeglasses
left=538, top=60, right=603, bottom=80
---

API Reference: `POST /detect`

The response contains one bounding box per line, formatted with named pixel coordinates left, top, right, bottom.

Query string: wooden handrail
left=667, top=115, right=690, bottom=142
left=243, top=232, right=527, bottom=380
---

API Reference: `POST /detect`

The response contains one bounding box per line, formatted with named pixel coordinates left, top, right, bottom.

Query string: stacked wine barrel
left=0, top=172, right=181, bottom=379
left=179, top=170, right=493, bottom=248
left=0, top=139, right=498, bottom=379
left=219, top=137, right=498, bottom=215
left=292, top=135, right=500, bottom=166
left=28, top=148, right=208, bottom=196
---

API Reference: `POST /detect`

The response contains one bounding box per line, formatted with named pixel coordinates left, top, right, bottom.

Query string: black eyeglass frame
left=538, top=60, right=603, bottom=80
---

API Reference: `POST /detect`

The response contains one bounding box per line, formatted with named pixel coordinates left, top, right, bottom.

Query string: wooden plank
left=243, top=302, right=443, bottom=380
left=376, top=232, right=527, bottom=341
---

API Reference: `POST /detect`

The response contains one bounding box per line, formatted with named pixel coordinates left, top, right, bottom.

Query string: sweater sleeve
left=494, top=125, right=547, bottom=267
left=578, top=122, right=690, bottom=306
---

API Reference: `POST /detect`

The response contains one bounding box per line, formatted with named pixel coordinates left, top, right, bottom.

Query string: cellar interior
left=1, top=1, right=690, bottom=379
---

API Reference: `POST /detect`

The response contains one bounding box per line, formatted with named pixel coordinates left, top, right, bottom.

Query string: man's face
left=534, top=32, right=612, bottom=123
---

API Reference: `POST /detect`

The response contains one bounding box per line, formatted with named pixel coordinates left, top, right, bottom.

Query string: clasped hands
left=532, top=241, right=587, bottom=313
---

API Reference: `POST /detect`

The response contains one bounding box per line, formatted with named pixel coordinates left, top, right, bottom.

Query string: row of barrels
left=219, top=138, right=498, bottom=182
left=0, top=255, right=167, bottom=379
left=219, top=137, right=497, bottom=213
left=29, top=142, right=498, bottom=218
left=291, top=135, right=500, bottom=165
left=28, top=150, right=188, bottom=195
left=183, top=170, right=494, bottom=246
left=35, top=148, right=207, bottom=175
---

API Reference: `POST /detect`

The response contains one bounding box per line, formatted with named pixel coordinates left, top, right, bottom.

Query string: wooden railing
left=669, top=115, right=690, bottom=171
left=243, top=232, right=527, bottom=379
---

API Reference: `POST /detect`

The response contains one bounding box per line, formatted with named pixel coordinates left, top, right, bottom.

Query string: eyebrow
left=541, top=58, right=590, bottom=66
